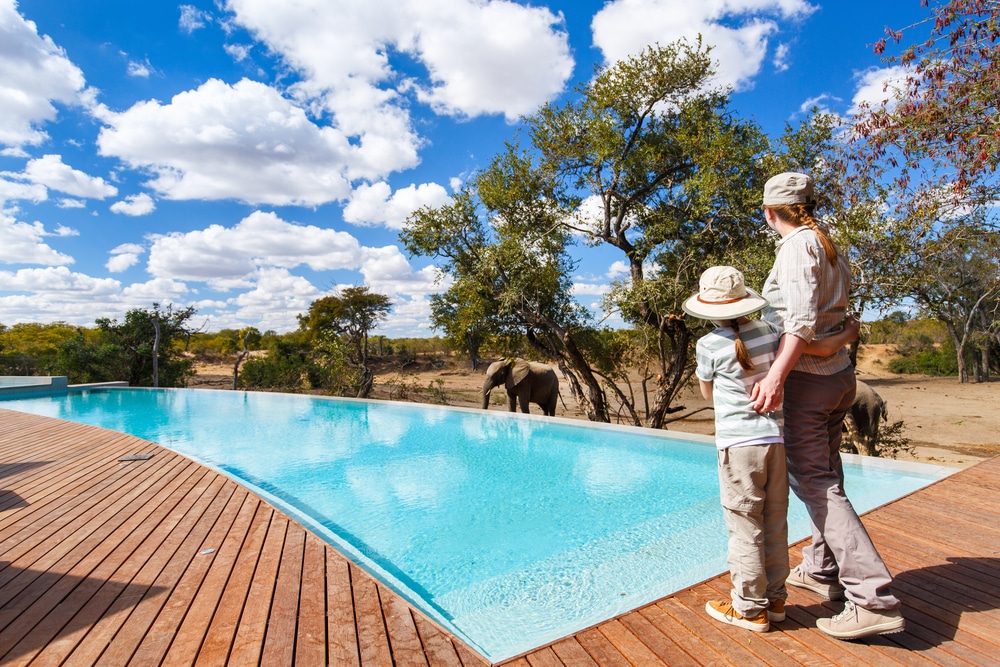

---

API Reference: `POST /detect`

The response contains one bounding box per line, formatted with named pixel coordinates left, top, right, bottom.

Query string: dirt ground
left=189, top=343, right=1000, bottom=469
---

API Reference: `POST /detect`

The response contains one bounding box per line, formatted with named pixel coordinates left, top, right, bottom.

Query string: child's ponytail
left=732, top=319, right=755, bottom=372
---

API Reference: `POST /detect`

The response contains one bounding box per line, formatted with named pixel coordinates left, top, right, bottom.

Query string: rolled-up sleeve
left=772, top=236, right=820, bottom=342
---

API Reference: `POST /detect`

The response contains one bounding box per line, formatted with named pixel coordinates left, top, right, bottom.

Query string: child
left=683, top=266, right=859, bottom=632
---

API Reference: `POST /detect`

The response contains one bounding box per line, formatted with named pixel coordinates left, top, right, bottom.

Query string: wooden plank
left=548, top=637, right=600, bottom=667
left=259, top=521, right=306, bottom=667
left=380, top=592, right=429, bottom=667
left=572, top=627, right=633, bottom=667
left=352, top=564, right=393, bottom=667
left=295, top=532, right=329, bottom=666
left=226, top=512, right=288, bottom=666
left=412, top=613, right=464, bottom=667
left=327, top=550, right=361, bottom=667
left=195, top=501, right=272, bottom=664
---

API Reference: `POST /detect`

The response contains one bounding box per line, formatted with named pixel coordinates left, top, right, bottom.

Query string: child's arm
left=805, top=315, right=861, bottom=357
left=699, top=379, right=713, bottom=402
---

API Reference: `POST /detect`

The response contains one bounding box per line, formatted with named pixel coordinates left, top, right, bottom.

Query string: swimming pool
left=1, top=387, right=953, bottom=661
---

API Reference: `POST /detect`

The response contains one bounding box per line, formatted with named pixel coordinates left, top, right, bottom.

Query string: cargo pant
left=783, top=368, right=900, bottom=610
left=718, top=442, right=789, bottom=617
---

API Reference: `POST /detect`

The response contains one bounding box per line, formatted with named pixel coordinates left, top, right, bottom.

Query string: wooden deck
left=1, top=409, right=998, bottom=666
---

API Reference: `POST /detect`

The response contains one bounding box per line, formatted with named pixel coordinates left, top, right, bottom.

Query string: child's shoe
left=767, top=599, right=786, bottom=622
left=705, top=600, right=769, bottom=632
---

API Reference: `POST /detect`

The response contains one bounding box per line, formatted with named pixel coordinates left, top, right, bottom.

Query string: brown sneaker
left=705, top=600, right=769, bottom=632
left=786, top=565, right=846, bottom=600
left=767, top=599, right=786, bottom=622
left=816, top=601, right=905, bottom=640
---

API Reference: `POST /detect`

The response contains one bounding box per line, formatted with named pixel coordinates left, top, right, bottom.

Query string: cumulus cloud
left=145, top=210, right=368, bottom=282
left=121, top=277, right=189, bottom=302
left=0, top=177, right=47, bottom=203
left=591, top=0, right=816, bottom=91
left=95, top=78, right=360, bottom=205
left=0, top=2, right=88, bottom=148
left=21, top=155, right=117, bottom=198
left=0, top=265, right=118, bottom=296
left=227, top=267, right=324, bottom=332
left=107, top=243, right=145, bottom=272
left=227, top=0, right=573, bottom=134
left=0, top=212, right=75, bottom=265
left=343, top=181, right=451, bottom=229
left=127, top=59, right=152, bottom=78
left=110, top=192, right=155, bottom=216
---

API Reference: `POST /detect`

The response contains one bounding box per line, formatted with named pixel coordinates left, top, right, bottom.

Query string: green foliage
left=0, top=322, right=87, bottom=375
left=888, top=337, right=960, bottom=376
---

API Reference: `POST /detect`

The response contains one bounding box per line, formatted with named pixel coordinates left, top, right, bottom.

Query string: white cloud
left=127, top=59, right=152, bottom=78
left=120, top=277, right=189, bottom=302
left=0, top=212, right=75, bottom=265
left=110, top=193, right=156, bottom=216
left=773, top=43, right=790, bottom=72
left=224, top=43, right=250, bottom=62
left=591, top=0, right=816, bottom=91
left=179, top=5, right=209, bottom=33
left=798, top=93, right=837, bottom=116
left=227, top=267, right=323, bottom=332
left=849, top=66, right=908, bottom=116
left=0, top=2, right=88, bottom=148
left=0, top=177, right=47, bottom=203
left=95, top=78, right=360, bottom=205
left=343, top=181, right=451, bottom=229
left=56, top=198, right=86, bottom=209
left=406, top=1, right=574, bottom=120
left=106, top=252, right=140, bottom=272
left=145, top=210, right=367, bottom=282
left=0, top=265, right=118, bottom=296
left=111, top=242, right=145, bottom=254
left=22, top=154, right=118, bottom=198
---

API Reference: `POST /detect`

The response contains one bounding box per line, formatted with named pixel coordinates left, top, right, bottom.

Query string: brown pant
left=718, top=443, right=789, bottom=617
left=784, top=368, right=900, bottom=610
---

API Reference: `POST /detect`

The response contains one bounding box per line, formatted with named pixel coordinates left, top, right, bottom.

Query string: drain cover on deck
left=118, top=453, right=155, bottom=461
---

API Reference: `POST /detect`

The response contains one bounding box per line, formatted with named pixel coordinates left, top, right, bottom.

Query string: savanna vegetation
left=2, top=1, right=998, bottom=441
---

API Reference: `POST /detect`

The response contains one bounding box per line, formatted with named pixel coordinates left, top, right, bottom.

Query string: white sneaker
left=816, top=600, right=905, bottom=640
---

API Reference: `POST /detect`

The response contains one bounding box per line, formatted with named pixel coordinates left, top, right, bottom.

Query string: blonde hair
left=765, top=203, right=837, bottom=263
left=730, top=319, right=755, bottom=372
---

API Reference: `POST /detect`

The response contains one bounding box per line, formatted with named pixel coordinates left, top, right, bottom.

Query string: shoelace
left=832, top=600, right=857, bottom=622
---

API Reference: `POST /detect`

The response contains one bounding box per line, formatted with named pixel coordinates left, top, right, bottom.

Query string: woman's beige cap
left=763, top=172, right=815, bottom=205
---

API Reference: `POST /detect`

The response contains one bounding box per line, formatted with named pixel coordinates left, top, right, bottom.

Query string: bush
left=887, top=337, right=959, bottom=376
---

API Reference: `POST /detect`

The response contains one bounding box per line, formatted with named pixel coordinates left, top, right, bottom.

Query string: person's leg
left=717, top=446, right=769, bottom=616
left=762, top=442, right=789, bottom=605
left=783, top=369, right=899, bottom=611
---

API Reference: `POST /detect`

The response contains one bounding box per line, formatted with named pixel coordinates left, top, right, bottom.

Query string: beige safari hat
left=763, top=172, right=816, bottom=206
left=682, top=266, right=769, bottom=320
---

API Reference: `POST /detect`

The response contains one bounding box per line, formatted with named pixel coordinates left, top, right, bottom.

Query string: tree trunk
left=233, top=340, right=249, bottom=390
left=647, top=316, right=690, bottom=429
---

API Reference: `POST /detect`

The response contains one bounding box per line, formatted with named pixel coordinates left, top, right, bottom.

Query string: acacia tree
left=297, top=287, right=391, bottom=397
left=526, top=40, right=834, bottom=426
left=403, top=157, right=613, bottom=421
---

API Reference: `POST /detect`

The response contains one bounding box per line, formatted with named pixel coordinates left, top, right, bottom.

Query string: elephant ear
left=510, top=358, right=530, bottom=385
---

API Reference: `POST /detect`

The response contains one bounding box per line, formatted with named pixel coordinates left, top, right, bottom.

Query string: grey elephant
left=481, top=358, right=559, bottom=416
left=844, top=380, right=886, bottom=456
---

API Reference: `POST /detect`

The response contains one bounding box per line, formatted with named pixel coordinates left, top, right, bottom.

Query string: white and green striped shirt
left=695, top=319, right=783, bottom=450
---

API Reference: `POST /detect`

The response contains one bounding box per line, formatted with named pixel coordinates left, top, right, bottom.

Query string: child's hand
left=844, top=314, right=861, bottom=343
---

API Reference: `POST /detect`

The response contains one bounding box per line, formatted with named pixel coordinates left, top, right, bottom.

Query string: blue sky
left=1, top=0, right=928, bottom=336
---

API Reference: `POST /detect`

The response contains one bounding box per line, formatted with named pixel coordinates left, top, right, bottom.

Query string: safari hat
left=682, top=266, right=768, bottom=320
left=763, top=172, right=816, bottom=206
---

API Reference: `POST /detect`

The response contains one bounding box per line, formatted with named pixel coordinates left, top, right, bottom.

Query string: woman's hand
left=751, top=372, right=784, bottom=414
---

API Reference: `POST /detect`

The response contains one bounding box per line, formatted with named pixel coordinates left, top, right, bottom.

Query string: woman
left=750, top=172, right=904, bottom=640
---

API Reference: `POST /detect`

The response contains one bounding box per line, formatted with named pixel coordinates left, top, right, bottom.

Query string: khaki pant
left=718, top=442, right=789, bottom=617
left=784, top=368, right=900, bottom=610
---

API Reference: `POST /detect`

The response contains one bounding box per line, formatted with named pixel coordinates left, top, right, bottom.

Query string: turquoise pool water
left=1, top=388, right=952, bottom=660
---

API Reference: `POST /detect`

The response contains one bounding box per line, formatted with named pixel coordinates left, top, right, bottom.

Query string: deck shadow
left=0, top=461, right=51, bottom=482
left=0, top=564, right=169, bottom=664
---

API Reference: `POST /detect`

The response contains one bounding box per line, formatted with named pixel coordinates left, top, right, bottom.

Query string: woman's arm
left=750, top=332, right=808, bottom=413
left=804, top=315, right=860, bottom=357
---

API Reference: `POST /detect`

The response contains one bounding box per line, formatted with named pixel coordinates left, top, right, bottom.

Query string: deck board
left=1, top=407, right=999, bottom=666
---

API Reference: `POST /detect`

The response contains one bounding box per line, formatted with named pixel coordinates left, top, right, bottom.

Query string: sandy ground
left=189, top=344, right=1000, bottom=469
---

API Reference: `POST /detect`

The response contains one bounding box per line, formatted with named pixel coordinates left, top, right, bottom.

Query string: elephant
left=844, top=379, right=886, bottom=456
left=482, top=358, right=559, bottom=416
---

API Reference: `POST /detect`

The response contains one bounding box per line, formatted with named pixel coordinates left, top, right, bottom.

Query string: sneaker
left=816, top=600, right=905, bottom=640
left=786, top=565, right=846, bottom=600
left=705, top=600, right=769, bottom=633
left=767, top=599, right=786, bottom=622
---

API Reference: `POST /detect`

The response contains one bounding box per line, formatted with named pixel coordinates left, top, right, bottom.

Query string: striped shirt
left=695, top=319, right=783, bottom=449
left=761, top=225, right=853, bottom=376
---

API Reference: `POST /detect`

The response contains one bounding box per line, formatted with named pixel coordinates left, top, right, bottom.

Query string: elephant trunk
left=481, top=378, right=495, bottom=410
